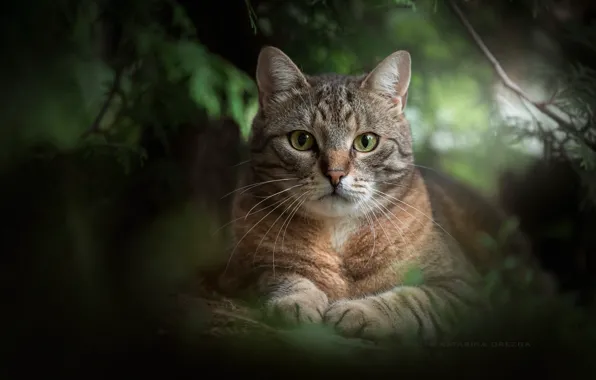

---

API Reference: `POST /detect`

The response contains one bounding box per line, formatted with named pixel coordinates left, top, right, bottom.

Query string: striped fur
left=219, top=47, right=553, bottom=342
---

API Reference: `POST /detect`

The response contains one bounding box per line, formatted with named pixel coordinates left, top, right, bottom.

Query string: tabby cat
left=219, top=46, right=553, bottom=341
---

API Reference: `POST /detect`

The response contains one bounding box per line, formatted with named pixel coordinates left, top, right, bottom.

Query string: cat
left=218, top=46, right=554, bottom=342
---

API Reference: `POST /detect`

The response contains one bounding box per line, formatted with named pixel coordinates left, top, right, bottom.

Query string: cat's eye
left=288, top=130, right=315, bottom=151
left=353, top=133, right=379, bottom=152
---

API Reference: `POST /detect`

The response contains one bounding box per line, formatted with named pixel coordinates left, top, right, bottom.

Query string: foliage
left=1, top=0, right=258, bottom=170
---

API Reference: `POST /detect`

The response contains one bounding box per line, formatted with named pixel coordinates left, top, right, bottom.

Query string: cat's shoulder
left=418, top=168, right=510, bottom=246
left=419, top=168, right=499, bottom=215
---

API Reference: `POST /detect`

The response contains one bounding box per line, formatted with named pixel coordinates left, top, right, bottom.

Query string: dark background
left=2, top=0, right=596, bottom=376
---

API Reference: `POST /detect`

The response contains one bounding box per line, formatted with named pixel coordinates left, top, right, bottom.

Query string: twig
left=244, top=0, right=259, bottom=34
left=83, top=67, right=124, bottom=137
left=446, top=0, right=591, bottom=149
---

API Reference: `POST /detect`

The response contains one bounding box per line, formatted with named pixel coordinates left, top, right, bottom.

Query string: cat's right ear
left=361, top=50, right=411, bottom=113
left=256, top=46, right=309, bottom=111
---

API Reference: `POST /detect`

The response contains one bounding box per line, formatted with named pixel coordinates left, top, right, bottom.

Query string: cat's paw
left=323, top=299, right=392, bottom=340
left=264, top=289, right=328, bottom=325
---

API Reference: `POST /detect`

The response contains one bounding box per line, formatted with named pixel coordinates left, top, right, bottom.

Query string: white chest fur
left=329, top=219, right=361, bottom=254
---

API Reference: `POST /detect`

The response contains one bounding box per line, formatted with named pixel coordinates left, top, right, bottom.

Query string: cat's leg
left=322, top=277, right=482, bottom=341
left=259, top=272, right=329, bottom=325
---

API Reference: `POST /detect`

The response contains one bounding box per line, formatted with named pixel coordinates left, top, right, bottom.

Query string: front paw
left=323, top=299, right=392, bottom=340
left=264, top=289, right=328, bottom=326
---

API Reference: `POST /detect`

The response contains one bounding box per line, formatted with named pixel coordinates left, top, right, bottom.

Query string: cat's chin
left=305, top=195, right=361, bottom=219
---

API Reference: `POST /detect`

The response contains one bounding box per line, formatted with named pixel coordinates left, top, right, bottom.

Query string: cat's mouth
left=308, top=188, right=361, bottom=217
left=318, top=189, right=349, bottom=202
left=319, top=193, right=343, bottom=200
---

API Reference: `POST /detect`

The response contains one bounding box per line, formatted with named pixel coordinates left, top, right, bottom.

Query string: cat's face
left=248, top=47, right=414, bottom=219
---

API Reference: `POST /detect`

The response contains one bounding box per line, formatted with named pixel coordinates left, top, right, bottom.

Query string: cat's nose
left=326, top=170, right=346, bottom=187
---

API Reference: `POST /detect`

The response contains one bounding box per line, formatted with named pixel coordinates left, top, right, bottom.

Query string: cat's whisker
left=370, top=181, right=421, bottom=193
left=368, top=196, right=415, bottom=265
left=372, top=189, right=426, bottom=237
left=229, top=159, right=252, bottom=168
left=368, top=180, right=409, bottom=186
left=251, top=192, right=304, bottom=269
left=396, top=161, right=441, bottom=174
left=245, top=183, right=305, bottom=220
left=211, top=196, right=288, bottom=236
left=356, top=199, right=377, bottom=265
left=224, top=193, right=299, bottom=275
left=273, top=191, right=312, bottom=276
left=366, top=202, right=392, bottom=244
left=220, top=177, right=298, bottom=199
left=357, top=198, right=391, bottom=264
left=281, top=191, right=312, bottom=256
left=372, top=188, right=457, bottom=242
left=372, top=181, right=411, bottom=187
left=369, top=195, right=408, bottom=227
left=237, top=178, right=300, bottom=198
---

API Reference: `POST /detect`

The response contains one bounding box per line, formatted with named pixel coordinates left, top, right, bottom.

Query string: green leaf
left=497, top=217, right=520, bottom=244
left=477, top=232, right=498, bottom=252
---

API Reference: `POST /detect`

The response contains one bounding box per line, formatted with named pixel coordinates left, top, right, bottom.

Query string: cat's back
left=419, top=168, right=524, bottom=271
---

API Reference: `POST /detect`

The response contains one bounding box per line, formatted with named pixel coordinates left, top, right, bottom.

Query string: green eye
left=353, top=133, right=379, bottom=152
left=289, top=130, right=315, bottom=151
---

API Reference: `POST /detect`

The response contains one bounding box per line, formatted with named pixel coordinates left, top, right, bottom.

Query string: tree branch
left=446, top=0, right=590, bottom=149
left=83, top=67, right=124, bottom=137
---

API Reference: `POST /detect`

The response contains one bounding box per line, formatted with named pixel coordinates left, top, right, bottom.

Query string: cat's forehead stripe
left=310, top=82, right=359, bottom=148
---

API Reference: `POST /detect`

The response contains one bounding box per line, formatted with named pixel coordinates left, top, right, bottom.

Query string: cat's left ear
left=256, top=46, right=310, bottom=112
left=361, top=50, right=411, bottom=112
